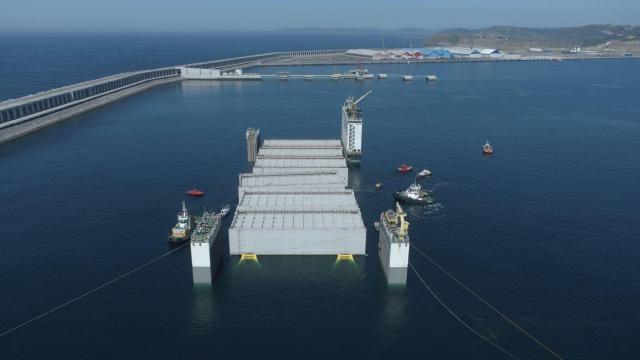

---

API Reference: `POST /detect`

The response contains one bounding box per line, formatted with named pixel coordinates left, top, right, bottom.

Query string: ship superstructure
left=169, top=201, right=193, bottom=243
left=341, top=90, right=372, bottom=165
left=378, top=202, right=410, bottom=284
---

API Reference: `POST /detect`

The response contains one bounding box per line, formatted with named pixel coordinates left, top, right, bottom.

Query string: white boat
left=363, top=74, right=374, bottom=79
left=169, top=201, right=194, bottom=244
left=403, top=75, right=414, bottom=81
left=483, top=140, right=493, bottom=155
left=418, top=169, right=432, bottom=177
left=426, top=75, right=438, bottom=81
left=278, top=72, right=288, bottom=80
left=305, top=75, right=313, bottom=81
left=331, top=73, right=341, bottom=80
left=395, top=182, right=434, bottom=205
left=219, top=204, right=231, bottom=218
left=378, top=73, right=388, bottom=79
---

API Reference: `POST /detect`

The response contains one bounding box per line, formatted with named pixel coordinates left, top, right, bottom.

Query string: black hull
left=168, top=234, right=191, bottom=245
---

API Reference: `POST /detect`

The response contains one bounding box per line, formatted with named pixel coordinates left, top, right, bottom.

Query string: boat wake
left=405, top=202, right=445, bottom=219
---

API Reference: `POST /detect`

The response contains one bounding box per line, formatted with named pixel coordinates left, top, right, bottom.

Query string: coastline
left=1, top=50, right=637, bottom=144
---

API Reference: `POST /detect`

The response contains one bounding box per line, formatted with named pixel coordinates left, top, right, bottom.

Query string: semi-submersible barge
left=227, top=93, right=373, bottom=257
left=190, top=91, right=409, bottom=285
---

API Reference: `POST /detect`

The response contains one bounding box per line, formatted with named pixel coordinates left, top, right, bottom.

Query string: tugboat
left=169, top=201, right=194, bottom=244
left=418, top=169, right=432, bottom=177
left=186, top=189, right=204, bottom=197
left=397, top=164, right=413, bottom=173
left=375, top=181, right=384, bottom=190
left=483, top=140, right=493, bottom=155
left=395, top=181, right=434, bottom=205
left=219, top=204, right=231, bottom=218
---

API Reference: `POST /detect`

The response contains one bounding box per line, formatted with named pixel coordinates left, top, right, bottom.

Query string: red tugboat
left=186, top=189, right=204, bottom=197
left=397, top=164, right=413, bottom=173
left=483, top=140, right=493, bottom=155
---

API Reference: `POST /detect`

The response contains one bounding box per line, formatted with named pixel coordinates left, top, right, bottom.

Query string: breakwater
left=1, top=48, right=637, bottom=144
left=0, top=50, right=343, bottom=143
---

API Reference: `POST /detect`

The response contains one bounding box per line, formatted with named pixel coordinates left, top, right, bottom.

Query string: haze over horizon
left=0, top=0, right=638, bottom=33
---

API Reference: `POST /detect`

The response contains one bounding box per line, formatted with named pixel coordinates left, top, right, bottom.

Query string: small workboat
left=483, top=140, right=493, bottom=155
left=378, top=73, right=388, bottom=79
left=395, top=182, right=434, bottom=205
left=425, top=75, right=438, bottom=81
left=375, top=181, right=383, bottom=190
left=219, top=204, right=231, bottom=218
left=397, top=164, right=413, bottom=173
left=403, top=75, right=414, bottom=81
left=186, top=189, right=204, bottom=197
left=169, top=201, right=194, bottom=244
left=418, top=169, right=432, bottom=177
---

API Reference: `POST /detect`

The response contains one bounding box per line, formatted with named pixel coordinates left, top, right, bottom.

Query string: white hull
left=378, top=209, right=410, bottom=285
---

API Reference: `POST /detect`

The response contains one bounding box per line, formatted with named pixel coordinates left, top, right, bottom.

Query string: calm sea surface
left=1, top=34, right=639, bottom=359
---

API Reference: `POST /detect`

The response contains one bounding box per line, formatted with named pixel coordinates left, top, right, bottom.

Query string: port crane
left=354, top=90, right=373, bottom=105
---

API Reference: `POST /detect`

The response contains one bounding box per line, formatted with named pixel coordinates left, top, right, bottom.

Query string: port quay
left=1, top=48, right=637, bottom=144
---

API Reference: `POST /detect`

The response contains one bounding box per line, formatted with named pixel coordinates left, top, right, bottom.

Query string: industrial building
left=229, top=135, right=367, bottom=256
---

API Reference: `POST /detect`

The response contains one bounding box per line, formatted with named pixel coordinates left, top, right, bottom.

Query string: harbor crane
left=354, top=90, right=373, bottom=105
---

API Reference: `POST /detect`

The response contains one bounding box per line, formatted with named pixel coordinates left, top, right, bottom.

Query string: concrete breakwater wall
left=6, top=47, right=628, bottom=144
left=0, top=77, right=180, bottom=144
left=0, top=50, right=345, bottom=144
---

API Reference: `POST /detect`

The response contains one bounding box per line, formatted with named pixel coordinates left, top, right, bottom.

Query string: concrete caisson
left=229, top=137, right=366, bottom=256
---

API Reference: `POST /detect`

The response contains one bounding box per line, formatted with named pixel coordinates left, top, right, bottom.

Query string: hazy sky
left=0, top=0, right=638, bottom=33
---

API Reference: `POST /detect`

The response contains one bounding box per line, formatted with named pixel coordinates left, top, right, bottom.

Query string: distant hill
left=278, top=27, right=435, bottom=37
left=425, top=25, right=640, bottom=49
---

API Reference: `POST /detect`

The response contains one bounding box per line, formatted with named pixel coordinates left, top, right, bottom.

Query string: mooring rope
left=0, top=242, right=189, bottom=338
left=411, top=245, right=564, bottom=360
left=408, top=262, right=522, bottom=360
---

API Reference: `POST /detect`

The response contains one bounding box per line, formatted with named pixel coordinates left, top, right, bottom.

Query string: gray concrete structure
left=238, top=190, right=359, bottom=211
left=229, top=133, right=366, bottom=256
left=252, top=139, right=349, bottom=184
left=238, top=171, right=345, bottom=198
left=229, top=208, right=366, bottom=255
left=257, top=147, right=343, bottom=158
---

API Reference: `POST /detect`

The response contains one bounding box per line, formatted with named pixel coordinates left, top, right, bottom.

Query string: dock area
left=229, top=138, right=366, bottom=256
left=2, top=48, right=637, bottom=145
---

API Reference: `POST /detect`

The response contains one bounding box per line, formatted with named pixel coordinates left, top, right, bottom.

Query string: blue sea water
left=1, top=34, right=640, bottom=359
